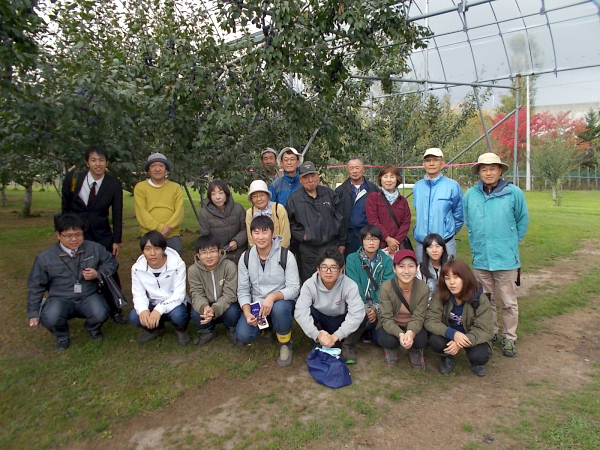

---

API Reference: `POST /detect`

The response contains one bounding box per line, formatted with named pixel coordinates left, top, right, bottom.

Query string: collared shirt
left=78, top=172, right=104, bottom=205
left=59, top=243, right=78, bottom=255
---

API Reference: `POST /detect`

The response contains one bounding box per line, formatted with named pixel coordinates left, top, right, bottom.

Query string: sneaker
left=471, top=365, right=486, bottom=377
left=260, top=329, right=274, bottom=344
left=55, top=339, right=70, bottom=351
left=384, top=348, right=398, bottom=365
left=193, top=330, right=216, bottom=346
left=136, top=327, right=166, bottom=344
left=112, top=312, right=128, bottom=324
left=492, top=334, right=499, bottom=344
left=226, top=328, right=237, bottom=343
left=362, top=329, right=373, bottom=344
left=502, top=338, right=517, bottom=358
left=408, top=349, right=425, bottom=369
left=89, top=331, right=104, bottom=341
left=176, top=329, right=191, bottom=347
left=438, top=355, right=454, bottom=374
left=341, top=342, right=357, bottom=364
left=277, top=343, right=293, bottom=367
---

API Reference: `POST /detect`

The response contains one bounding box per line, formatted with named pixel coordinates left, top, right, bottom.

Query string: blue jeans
left=129, top=303, right=190, bottom=331
left=192, top=303, right=241, bottom=333
left=416, top=236, right=457, bottom=264
left=235, top=300, right=295, bottom=344
left=41, top=294, right=110, bottom=341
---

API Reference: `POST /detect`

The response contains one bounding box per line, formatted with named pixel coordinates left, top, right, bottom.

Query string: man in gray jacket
left=26, top=214, right=118, bottom=350
left=235, top=215, right=300, bottom=367
left=294, top=247, right=365, bottom=359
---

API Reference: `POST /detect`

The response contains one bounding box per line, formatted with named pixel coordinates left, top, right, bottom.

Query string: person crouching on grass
left=377, top=250, right=429, bottom=369
left=294, top=247, right=365, bottom=353
left=235, top=215, right=300, bottom=367
left=425, top=259, right=494, bottom=377
left=130, top=231, right=191, bottom=346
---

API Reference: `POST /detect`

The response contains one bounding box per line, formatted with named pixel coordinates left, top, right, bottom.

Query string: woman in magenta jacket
left=365, top=165, right=411, bottom=257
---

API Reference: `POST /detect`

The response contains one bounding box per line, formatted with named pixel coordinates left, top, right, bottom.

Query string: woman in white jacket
left=130, top=231, right=190, bottom=346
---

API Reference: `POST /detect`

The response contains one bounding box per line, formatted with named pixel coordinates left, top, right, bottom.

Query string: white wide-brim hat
left=276, top=147, right=304, bottom=166
left=247, top=179, right=272, bottom=201
left=471, top=152, right=510, bottom=174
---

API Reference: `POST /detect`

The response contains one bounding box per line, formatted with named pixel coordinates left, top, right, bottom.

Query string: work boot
left=438, top=355, right=454, bottom=374
left=136, top=327, right=166, bottom=343
left=175, top=328, right=191, bottom=347
left=193, top=330, right=216, bottom=346
left=408, top=348, right=425, bottom=369
left=277, top=343, right=293, bottom=367
left=471, top=365, right=486, bottom=377
left=384, top=348, right=398, bottom=365
left=502, top=338, right=517, bottom=358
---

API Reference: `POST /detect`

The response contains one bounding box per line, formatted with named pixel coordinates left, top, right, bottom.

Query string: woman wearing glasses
left=187, top=235, right=241, bottom=346
left=199, top=180, right=247, bottom=264
left=294, top=247, right=365, bottom=350
left=343, top=225, right=395, bottom=363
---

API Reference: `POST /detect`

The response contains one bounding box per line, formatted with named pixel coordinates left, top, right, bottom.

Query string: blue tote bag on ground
left=307, top=347, right=352, bottom=389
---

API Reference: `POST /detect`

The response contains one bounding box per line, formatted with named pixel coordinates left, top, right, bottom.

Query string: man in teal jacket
left=463, top=153, right=529, bottom=358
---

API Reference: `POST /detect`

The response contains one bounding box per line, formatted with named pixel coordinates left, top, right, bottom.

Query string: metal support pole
left=473, top=86, right=494, bottom=153
left=183, top=183, right=200, bottom=222
left=513, top=75, right=521, bottom=184
left=526, top=76, right=532, bottom=191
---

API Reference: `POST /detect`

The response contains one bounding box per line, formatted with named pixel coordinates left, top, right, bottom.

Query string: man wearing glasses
left=188, top=235, right=241, bottom=346
left=268, top=147, right=303, bottom=206
left=26, top=214, right=118, bottom=350
left=412, top=148, right=464, bottom=263
left=294, top=247, right=364, bottom=349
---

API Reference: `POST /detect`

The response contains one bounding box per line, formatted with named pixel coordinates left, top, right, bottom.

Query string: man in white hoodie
left=294, top=247, right=365, bottom=350
left=235, top=215, right=300, bottom=367
left=130, top=231, right=190, bottom=346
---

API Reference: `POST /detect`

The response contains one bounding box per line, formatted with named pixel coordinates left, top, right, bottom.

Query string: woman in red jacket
left=366, top=165, right=411, bottom=257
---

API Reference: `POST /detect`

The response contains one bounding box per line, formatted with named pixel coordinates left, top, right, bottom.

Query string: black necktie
left=88, top=181, right=97, bottom=206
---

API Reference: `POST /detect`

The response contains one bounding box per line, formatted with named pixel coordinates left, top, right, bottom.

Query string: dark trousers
left=299, top=241, right=337, bottom=283
left=344, top=228, right=362, bottom=257
left=129, top=303, right=190, bottom=331
left=347, top=315, right=381, bottom=347
left=97, top=242, right=122, bottom=316
left=429, top=334, right=490, bottom=366
left=41, top=294, right=110, bottom=342
left=310, top=306, right=346, bottom=337
left=192, top=303, right=241, bottom=332
left=379, top=327, right=428, bottom=350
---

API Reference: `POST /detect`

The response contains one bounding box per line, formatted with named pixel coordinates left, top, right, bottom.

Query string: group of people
left=26, top=144, right=529, bottom=377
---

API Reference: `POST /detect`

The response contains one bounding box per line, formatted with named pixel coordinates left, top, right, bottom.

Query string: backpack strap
left=391, top=278, right=412, bottom=313
left=279, top=246, right=288, bottom=271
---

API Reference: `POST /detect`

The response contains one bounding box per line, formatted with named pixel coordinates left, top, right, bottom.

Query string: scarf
left=252, top=201, right=273, bottom=219
left=383, top=189, right=399, bottom=204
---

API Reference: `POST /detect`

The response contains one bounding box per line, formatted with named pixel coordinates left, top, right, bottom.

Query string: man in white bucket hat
left=463, top=153, right=529, bottom=358
left=268, top=147, right=303, bottom=207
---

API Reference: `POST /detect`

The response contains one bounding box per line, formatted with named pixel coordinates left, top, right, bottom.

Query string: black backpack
left=243, top=246, right=288, bottom=271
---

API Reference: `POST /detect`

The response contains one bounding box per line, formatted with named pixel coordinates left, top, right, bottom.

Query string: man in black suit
left=62, top=145, right=126, bottom=323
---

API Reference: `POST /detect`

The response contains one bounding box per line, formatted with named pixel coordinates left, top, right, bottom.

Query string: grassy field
left=0, top=186, right=599, bottom=449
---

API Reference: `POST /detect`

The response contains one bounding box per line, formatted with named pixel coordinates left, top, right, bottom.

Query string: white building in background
left=537, top=102, right=600, bottom=121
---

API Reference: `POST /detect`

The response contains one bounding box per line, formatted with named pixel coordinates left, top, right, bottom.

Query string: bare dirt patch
left=78, top=242, right=600, bottom=450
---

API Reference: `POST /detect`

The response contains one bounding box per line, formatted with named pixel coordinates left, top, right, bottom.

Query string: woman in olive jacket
left=425, top=259, right=494, bottom=377
left=377, top=249, right=429, bottom=369
left=199, top=180, right=247, bottom=265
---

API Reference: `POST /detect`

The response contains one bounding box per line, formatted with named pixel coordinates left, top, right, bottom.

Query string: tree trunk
left=1, top=185, right=6, bottom=207
left=22, top=183, right=33, bottom=217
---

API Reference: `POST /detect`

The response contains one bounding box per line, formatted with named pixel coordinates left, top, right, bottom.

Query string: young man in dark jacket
left=335, top=157, right=378, bottom=256
left=26, top=214, right=118, bottom=350
left=286, top=161, right=346, bottom=283
left=61, top=145, right=126, bottom=323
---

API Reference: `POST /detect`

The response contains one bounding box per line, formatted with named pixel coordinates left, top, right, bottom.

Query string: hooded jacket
left=131, top=247, right=187, bottom=315
left=377, top=277, right=429, bottom=338
left=188, top=250, right=238, bottom=318
left=294, top=272, right=365, bottom=341
left=268, top=170, right=302, bottom=206
left=237, top=236, right=300, bottom=307
left=199, top=197, right=248, bottom=264
left=463, top=179, right=529, bottom=271
left=286, top=185, right=346, bottom=247
left=345, top=247, right=394, bottom=306
left=425, top=287, right=494, bottom=346
left=412, top=173, right=464, bottom=243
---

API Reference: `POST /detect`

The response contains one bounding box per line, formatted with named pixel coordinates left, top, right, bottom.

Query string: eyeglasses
left=199, top=249, right=219, bottom=257
left=318, top=265, right=340, bottom=273
left=60, top=232, right=83, bottom=239
left=364, top=237, right=380, bottom=242
left=282, top=157, right=298, bottom=163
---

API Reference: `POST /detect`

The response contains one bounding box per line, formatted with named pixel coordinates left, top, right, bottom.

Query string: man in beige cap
left=257, top=147, right=281, bottom=183
left=463, top=153, right=529, bottom=357
left=413, top=148, right=464, bottom=263
left=134, top=152, right=184, bottom=255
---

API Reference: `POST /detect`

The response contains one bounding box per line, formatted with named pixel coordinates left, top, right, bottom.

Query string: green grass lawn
left=0, top=186, right=599, bottom=449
